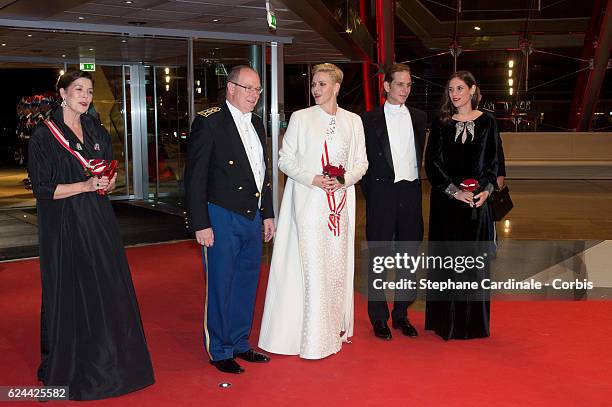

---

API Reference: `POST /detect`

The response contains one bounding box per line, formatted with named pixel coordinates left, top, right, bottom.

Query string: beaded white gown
left=258, top=105, right=368, bottom=359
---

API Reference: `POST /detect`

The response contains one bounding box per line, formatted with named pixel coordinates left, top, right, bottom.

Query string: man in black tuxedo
left=185, top=65, right=275, bottom=373
left=361, top=63, right=427, bottom=340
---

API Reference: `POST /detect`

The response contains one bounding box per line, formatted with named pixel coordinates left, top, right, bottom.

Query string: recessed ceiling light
left=78, top=16, right=85, bottom=20
left=124, top=0, right=133, bottom=3
left=121, top=39, right=127, bottom=43
left=1, top=43, right=5, bottom=46
left=212, top=18, right=220, bottom=22
left=89, top=48, right=94, bottom=51
left=474, top=26, right=481, bottom=31
left=61, top=54, right=66, bottom=57
left=27, top=34, right=32, bottom=37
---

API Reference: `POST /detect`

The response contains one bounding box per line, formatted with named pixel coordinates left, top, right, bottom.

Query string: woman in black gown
left=424, top=71, right=499, bottom=340
left=28, top=71, right=154, bottom=400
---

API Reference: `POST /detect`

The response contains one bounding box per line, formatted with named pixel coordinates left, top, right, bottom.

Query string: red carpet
left=1, top=241, right=610, bottom=406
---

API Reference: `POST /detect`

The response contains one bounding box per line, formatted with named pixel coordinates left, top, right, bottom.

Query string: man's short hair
left=383, top=63, right=411, bottom=84
left=227, top=64, right=257, bottom=84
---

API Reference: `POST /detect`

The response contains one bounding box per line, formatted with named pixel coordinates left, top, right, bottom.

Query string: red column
left=375, top=0, right=395, bottom=106
left=360, top=0, right=374, bottom=111
left=568, top=0, right=612, bottom=131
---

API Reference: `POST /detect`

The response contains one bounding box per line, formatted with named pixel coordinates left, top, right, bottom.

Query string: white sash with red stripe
left=321, top=140, right=347, bottom=237
left=44, top=120, right=105, bottom=176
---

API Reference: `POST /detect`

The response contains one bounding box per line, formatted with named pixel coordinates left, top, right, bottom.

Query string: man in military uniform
left=185, top=65, right=275, bottom=374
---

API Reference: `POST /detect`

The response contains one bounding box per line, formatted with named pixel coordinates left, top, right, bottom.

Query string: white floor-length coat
left=258, top=105, right=368, bottom=359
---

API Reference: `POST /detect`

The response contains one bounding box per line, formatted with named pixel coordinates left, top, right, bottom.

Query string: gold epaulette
left=197, top=107, right=221, bottom=118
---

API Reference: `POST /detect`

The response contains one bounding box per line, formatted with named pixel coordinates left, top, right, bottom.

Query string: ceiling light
left=1, top=43, right=5, bottom=46
left=164, top=67, right=170, bottom=74
left=509, top=87, right=514, bottom=95
left=508, top=69, right=512, bottom=77
left=89, top=48, right=94, bottom=51
left=165, top=84, right=170, bottom=92
left=474, top=26, right=481, bottom=31
left=78, top=16, right=85, bottom=20
left=124, top=0, right=133, bottom=3
left=508, top=79, right=513, bottom=86
left=121, top=39, right=127, bottom=43
left=508, top=60, right=514, bottom=68
left=27, top=34, right=32, bottom=37
left=212, top=19, right=220, bottom=22
left=165, top=75, right=170, bottom=83
left=61, top=54, right=66, bottom=58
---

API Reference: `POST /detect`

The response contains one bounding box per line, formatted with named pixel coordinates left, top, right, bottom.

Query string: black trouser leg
left=391, top=181, right=424, bottom=322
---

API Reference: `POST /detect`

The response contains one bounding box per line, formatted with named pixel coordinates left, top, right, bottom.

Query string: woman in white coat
left=258, top=63, right=368, bottom=359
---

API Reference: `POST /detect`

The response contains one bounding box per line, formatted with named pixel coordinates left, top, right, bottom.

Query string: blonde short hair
left=312, top=63, right=343, bottom=85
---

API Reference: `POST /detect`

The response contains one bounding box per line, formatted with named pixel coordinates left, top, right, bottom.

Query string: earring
left=61, top=99, right=67, bottom=108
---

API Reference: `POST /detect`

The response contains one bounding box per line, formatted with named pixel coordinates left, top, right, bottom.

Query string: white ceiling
left=0, top=0, right=350, bottom=66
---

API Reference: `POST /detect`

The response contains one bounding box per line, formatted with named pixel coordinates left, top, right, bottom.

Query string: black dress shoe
left=373, top=320, right=392, bottom=340
left=392, top=318, right=419, bottom=337
left=235, top=349, right=270, bottom=363
left=210, top=358, right=245, bottom=374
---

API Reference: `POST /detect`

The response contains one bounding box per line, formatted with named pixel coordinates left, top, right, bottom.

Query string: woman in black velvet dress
left=424, top=71, right=499, bottom=340
left=28, top=71, right=154, bottom=400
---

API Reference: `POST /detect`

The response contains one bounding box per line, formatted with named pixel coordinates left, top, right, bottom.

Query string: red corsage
left=85, top=159, right=118, bottom=195
left=323, top=164, right=346, bottom=185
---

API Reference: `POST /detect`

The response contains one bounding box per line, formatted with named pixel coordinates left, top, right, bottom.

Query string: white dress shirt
left=383, top=101, right=418, bottom=182
left=226, top=100, right=265, bottom=197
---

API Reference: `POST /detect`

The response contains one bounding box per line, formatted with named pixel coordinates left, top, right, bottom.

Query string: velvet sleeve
left=28, top=125, right=58, bottom=200
left=424, top=118, right=453, bottom=191
left=478, top=115, right=499, bottom=192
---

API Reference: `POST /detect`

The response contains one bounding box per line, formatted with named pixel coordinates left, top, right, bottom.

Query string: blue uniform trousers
left=203, top=203, right=262, bottom=361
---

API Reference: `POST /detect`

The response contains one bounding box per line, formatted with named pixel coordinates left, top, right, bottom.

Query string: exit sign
left=266, top=0, right=277, bottom=30
left=80, top=63, right=95, bottom=71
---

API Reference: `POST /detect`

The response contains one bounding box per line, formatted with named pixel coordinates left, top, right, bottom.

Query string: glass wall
left=147, top=41, right=253, bottom=203
left=0, top=28, right=264, bottom=209
left=0, top=64, right=131, bottom=208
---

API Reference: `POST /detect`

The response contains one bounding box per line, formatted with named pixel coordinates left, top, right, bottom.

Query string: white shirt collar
left=384, top=101, right=408, bottom=115
left=226, top=100, right=252, bottom=123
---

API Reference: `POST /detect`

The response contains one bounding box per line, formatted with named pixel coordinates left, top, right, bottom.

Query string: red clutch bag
left=460, top=178, right=479, bottom=192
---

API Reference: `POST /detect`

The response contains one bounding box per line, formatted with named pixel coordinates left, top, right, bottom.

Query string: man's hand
left=263, top=218, right=275, bottom=242
left=195, top=228, right=214, bottom=247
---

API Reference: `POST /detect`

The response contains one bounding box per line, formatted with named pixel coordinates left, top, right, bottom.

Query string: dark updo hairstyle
left=56, top=70, right=94, bottom=95
left=439, top=70, right=478, bottom=124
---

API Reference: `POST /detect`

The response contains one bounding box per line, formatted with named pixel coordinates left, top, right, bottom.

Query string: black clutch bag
left=490, top=185, right=513, bottom=221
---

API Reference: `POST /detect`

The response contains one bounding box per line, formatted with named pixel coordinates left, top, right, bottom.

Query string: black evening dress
left=28, top=109, right=155, bottom=400
left=424, top=112, right=499, bottom=340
